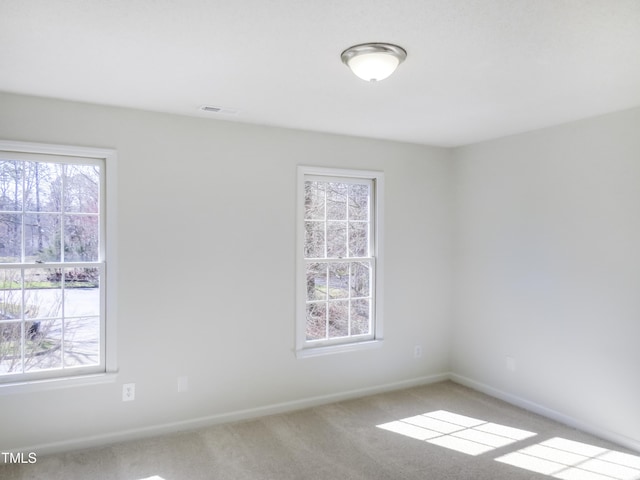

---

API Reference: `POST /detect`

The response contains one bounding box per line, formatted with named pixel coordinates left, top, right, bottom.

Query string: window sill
left=0, top=371, right=118, bottom=395
left=296, top=340, right=383, bottom=359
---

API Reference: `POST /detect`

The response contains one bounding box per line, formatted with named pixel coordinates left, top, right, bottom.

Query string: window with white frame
left=0, top=141, right=115, bottom=385
left=297, top=166, right=383, bottom=356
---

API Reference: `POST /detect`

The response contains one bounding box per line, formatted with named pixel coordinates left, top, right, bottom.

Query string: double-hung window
left=296, top=166, right=384, bottom=357
left=0, top=141, right=116, bottom=387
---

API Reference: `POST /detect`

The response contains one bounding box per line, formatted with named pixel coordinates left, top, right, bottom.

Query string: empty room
left=1, top=1, right=639, bottom=479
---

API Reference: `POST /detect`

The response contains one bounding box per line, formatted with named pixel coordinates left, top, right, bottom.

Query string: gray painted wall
left=0, top=92, right=453, bottom=451
left=1, top=92, right=639, bottom=453
left=452, top=107, right=640, bottom=448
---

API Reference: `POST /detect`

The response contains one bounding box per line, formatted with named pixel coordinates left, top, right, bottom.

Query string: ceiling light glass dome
left=341, top=43, right=407, bottom=82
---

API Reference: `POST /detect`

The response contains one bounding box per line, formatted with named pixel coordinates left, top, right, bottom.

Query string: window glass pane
left=0, top=269, right=22, bottom=319
left=64, top=268, right=100, bottom=317
left=23, top=162, right=62, bottom=212
left=348, top=183, right=369, bottom=221
left=25, top=213, right=61, bottom=262
left=326, top=182, right=348, bottom=220
left=64, top=316, right=100, bottom=367
left=0, top=270, right=23, bottom=374
left=300, top=170, right=379, bottom=349
left=304, top=221, right=325, bottom=258
left=350, top=262, right=370, bottom=298
left=64, top=164, right=100, bottom=213
left=24, top=319, right=62, bottom=372
left=0, top=159, right=23, bottom=211
left=306, top=302, right=326, bottom=340
left=0, top=149, right=107, bottom=382
left=25, top=268, right=63, bottom=319
left=304, top=181, right=325, bottom=220
left=349, top=222, right=368, bottom=257
left=328, top=263, right=349, bottom=299
left=0, top=213, right=22, bottom=262
left=328, top=301, right=349, bottom=338
left=0, top=321, right=22, bottom=374
left=350, top=298, right=370, bottom=335
left=64, top=214, right=99, bottom=261
left=306, top=263, right=326, bottom=301
left=326, top=221, right=347, bottom=258
left=0, top=269, right=23, bottom=371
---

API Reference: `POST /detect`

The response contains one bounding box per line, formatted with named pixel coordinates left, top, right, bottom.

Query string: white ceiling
left=1, top=0, right=639, bottom=147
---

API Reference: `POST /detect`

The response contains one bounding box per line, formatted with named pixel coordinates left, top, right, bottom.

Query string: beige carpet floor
left=2, top=381, right=639, bottom=480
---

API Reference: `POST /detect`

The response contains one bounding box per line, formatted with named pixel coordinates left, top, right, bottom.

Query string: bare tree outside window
left=302, top=175, right=375, bottom=345
left=0, top=156, right=102, bottom=379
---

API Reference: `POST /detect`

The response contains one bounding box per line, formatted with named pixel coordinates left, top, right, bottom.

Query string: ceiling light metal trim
left=341, top=43, right=407, bottom=82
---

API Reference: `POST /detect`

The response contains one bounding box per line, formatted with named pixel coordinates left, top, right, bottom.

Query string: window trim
left=296, top=166, right=384, bottom=358
left=0, top=140, right=118, bottom=391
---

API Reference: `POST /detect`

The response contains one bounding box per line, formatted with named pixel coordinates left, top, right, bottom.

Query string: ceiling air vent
left=200, top=105, right=240, bottom=115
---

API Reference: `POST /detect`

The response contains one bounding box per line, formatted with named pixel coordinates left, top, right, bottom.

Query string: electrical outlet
left=414, top=345, right=423, bottom=358
left=122, top=383, right=135, bottom=401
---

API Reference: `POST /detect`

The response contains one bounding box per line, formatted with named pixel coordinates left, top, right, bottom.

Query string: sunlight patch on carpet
left=496, top=437, right=640, bottom=480
left=377, top=409, right=536, bottom=456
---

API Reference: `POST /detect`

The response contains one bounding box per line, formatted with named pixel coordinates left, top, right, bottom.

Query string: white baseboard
left=15, top=372, right=640, bottom=456
left=449, top=373, right=640, bottom=454
left=17, top=372, right=450, bottom=456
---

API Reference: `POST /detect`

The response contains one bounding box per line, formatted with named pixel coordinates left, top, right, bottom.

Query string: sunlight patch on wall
left=137, top=476, right=166, bottom=480
left=377, top=409, right=536, bottom=456
left=496, top=437, right=640, bottom=480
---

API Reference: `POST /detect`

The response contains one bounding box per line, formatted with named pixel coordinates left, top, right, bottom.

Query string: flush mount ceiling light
left=341, top=43, right=407, bottom=82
